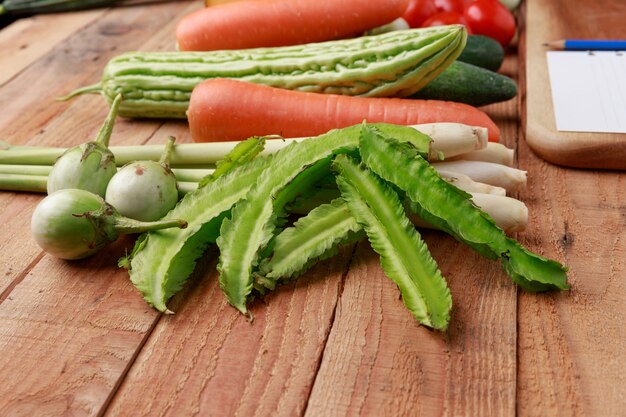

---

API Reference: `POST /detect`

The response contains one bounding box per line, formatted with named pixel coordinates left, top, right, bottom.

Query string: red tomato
left=433, top=0, right=471, bottom=13
left=403, top=0, right=438, bottom=28
left=463, top=0, right=516, bottom=47
left=421, top=11, right=473, bottom=33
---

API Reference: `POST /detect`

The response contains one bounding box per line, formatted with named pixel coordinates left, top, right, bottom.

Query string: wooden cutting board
left=523, top=0, right=626, bottom=170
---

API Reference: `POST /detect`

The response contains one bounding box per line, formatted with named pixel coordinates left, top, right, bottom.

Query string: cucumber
left=411, top=60, right=517, bottom=107
left=458, top=35, right=504, bottom=72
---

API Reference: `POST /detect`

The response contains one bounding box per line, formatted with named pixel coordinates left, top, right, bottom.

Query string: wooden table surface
left=0, top=1, right=624, bottom=416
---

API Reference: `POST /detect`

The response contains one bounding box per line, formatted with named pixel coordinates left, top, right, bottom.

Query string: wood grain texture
left=0, top=2, right=190, bottom=145
left=524, top=0, right=626, bottom=169
left=0, top=3, right=199, bottom=417
left=0, top=238, right=160, bottom=417
left=0, top=1, right=197, bottom=294
left=0, top=1, right=624, bottom=416
left=305, top=239, right=517, bottom=417
left=104, top=249, right=351, bottom=417
left=516, top=133, right=626, bottom=415
left=0, top=192, right=45, bottom=295
left=0, top=9, right=105, bottom=86
left=518, top=3, right=626, bottom=415
left=304, top=49, right=522, bottom=417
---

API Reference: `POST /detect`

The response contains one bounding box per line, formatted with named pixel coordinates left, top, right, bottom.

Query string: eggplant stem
left=113, top=216, right=187, bottom=234
left=94, top=93, right=123, bottom=148
left=159, top=136, right=176, bottom=167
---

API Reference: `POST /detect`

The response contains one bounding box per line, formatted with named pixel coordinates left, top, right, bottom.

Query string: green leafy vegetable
left=128, top=156, right=269, bottom=313
left=198, top=137, right=266, bottom=188
left=218, top=123, right=431, bottom=316
left=333, top=153, right=452, bottom=330
left=258, top=198, right=364, bottom=289
left=358, top=124, right=568, bottom=292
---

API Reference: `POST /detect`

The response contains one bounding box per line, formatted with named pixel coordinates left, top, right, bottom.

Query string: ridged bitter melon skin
left=96, top=26, right=467, bottom=118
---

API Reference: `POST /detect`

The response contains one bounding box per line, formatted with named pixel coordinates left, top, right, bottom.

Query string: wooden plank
left=304, top=52, right=521, bottom=416
left=524, top=0, right=626, bottom=169
left=0, top=1, right=196, bottom=294
left=305, top=240, right=517, bottom=417
left=104, top=250, right=351, bottom=417
left=517, top=20, right=626, bottom=417
left=0, top=9, right=106, bottom=86
left=0, top=3, right=201, bottom=416
left=516, top=123, right=626, bottom=416
left=0, top=193, right=46, bottom=299
left=0, top=237, right=160, bottom=417
left=0, top=1, right=192, bottom=145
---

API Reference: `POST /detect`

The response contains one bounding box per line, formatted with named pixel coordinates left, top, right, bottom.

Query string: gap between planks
left=96, top=310, right=165, bottom=417
left=299, top=243, right=359, bottom=416
left=0, top=3, right=201, bottom=415
left=0, top=251, right=45, bottom=304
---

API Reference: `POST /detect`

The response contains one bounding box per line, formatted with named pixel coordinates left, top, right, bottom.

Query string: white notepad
left=546, top=51, right=626, bottom=133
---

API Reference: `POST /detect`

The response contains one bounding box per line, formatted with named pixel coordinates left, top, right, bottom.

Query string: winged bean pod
left=217, top=124, right=431, bottom=316
left=128, top=156, right=269, bottom=313
left=358, top=125, right=568, bottom=292
left=333, top=154, right=451, bottom=330
left=258, top=198, right=364, bottom=289
left=260, top=192, right=527, bottom=291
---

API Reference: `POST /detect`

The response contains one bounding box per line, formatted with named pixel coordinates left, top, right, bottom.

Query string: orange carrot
left=188, top=79, right=501, bottom=142
left=176, top=0, right=410, bottom=51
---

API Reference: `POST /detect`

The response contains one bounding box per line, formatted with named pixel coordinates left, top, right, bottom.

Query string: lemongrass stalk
left=5, top=159, right=523, bottom=198
left=0, top=174, right=48, bottom=192
left=416, top=123, right=488, bottom=160
left=449, top=142, right=515, bottom=166
left=0, top=175, right=201, bottom=200
left=469, top=193, right=528, bottom=233
left=0, top=123, right=486, bottom=166
left=3, top=175, right=526, bottom=234
left=260, top=123, right=488, bottom=160
left=0, top=164, right=53, bottom=176
left=0, top=148, right=65, bottom=165
left=0, top=173, right=207, bottom=197
left=147, top=169, right=507, bottom=197
left=0, top=174, right=203, bottom=196
left=431, top=160, right=526, bottom=191
left=0, top=164, right=215, bottom=183
left=170, top=168, right=214, bottom=182
left=437, top=171, right=507, bottom=196
left=177, top=181, right=199, bottom=196
left=288, top=173, right=510, bottom=216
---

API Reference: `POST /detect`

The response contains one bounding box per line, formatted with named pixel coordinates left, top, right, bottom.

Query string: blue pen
left=544, top=39, right=626, bottom=51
